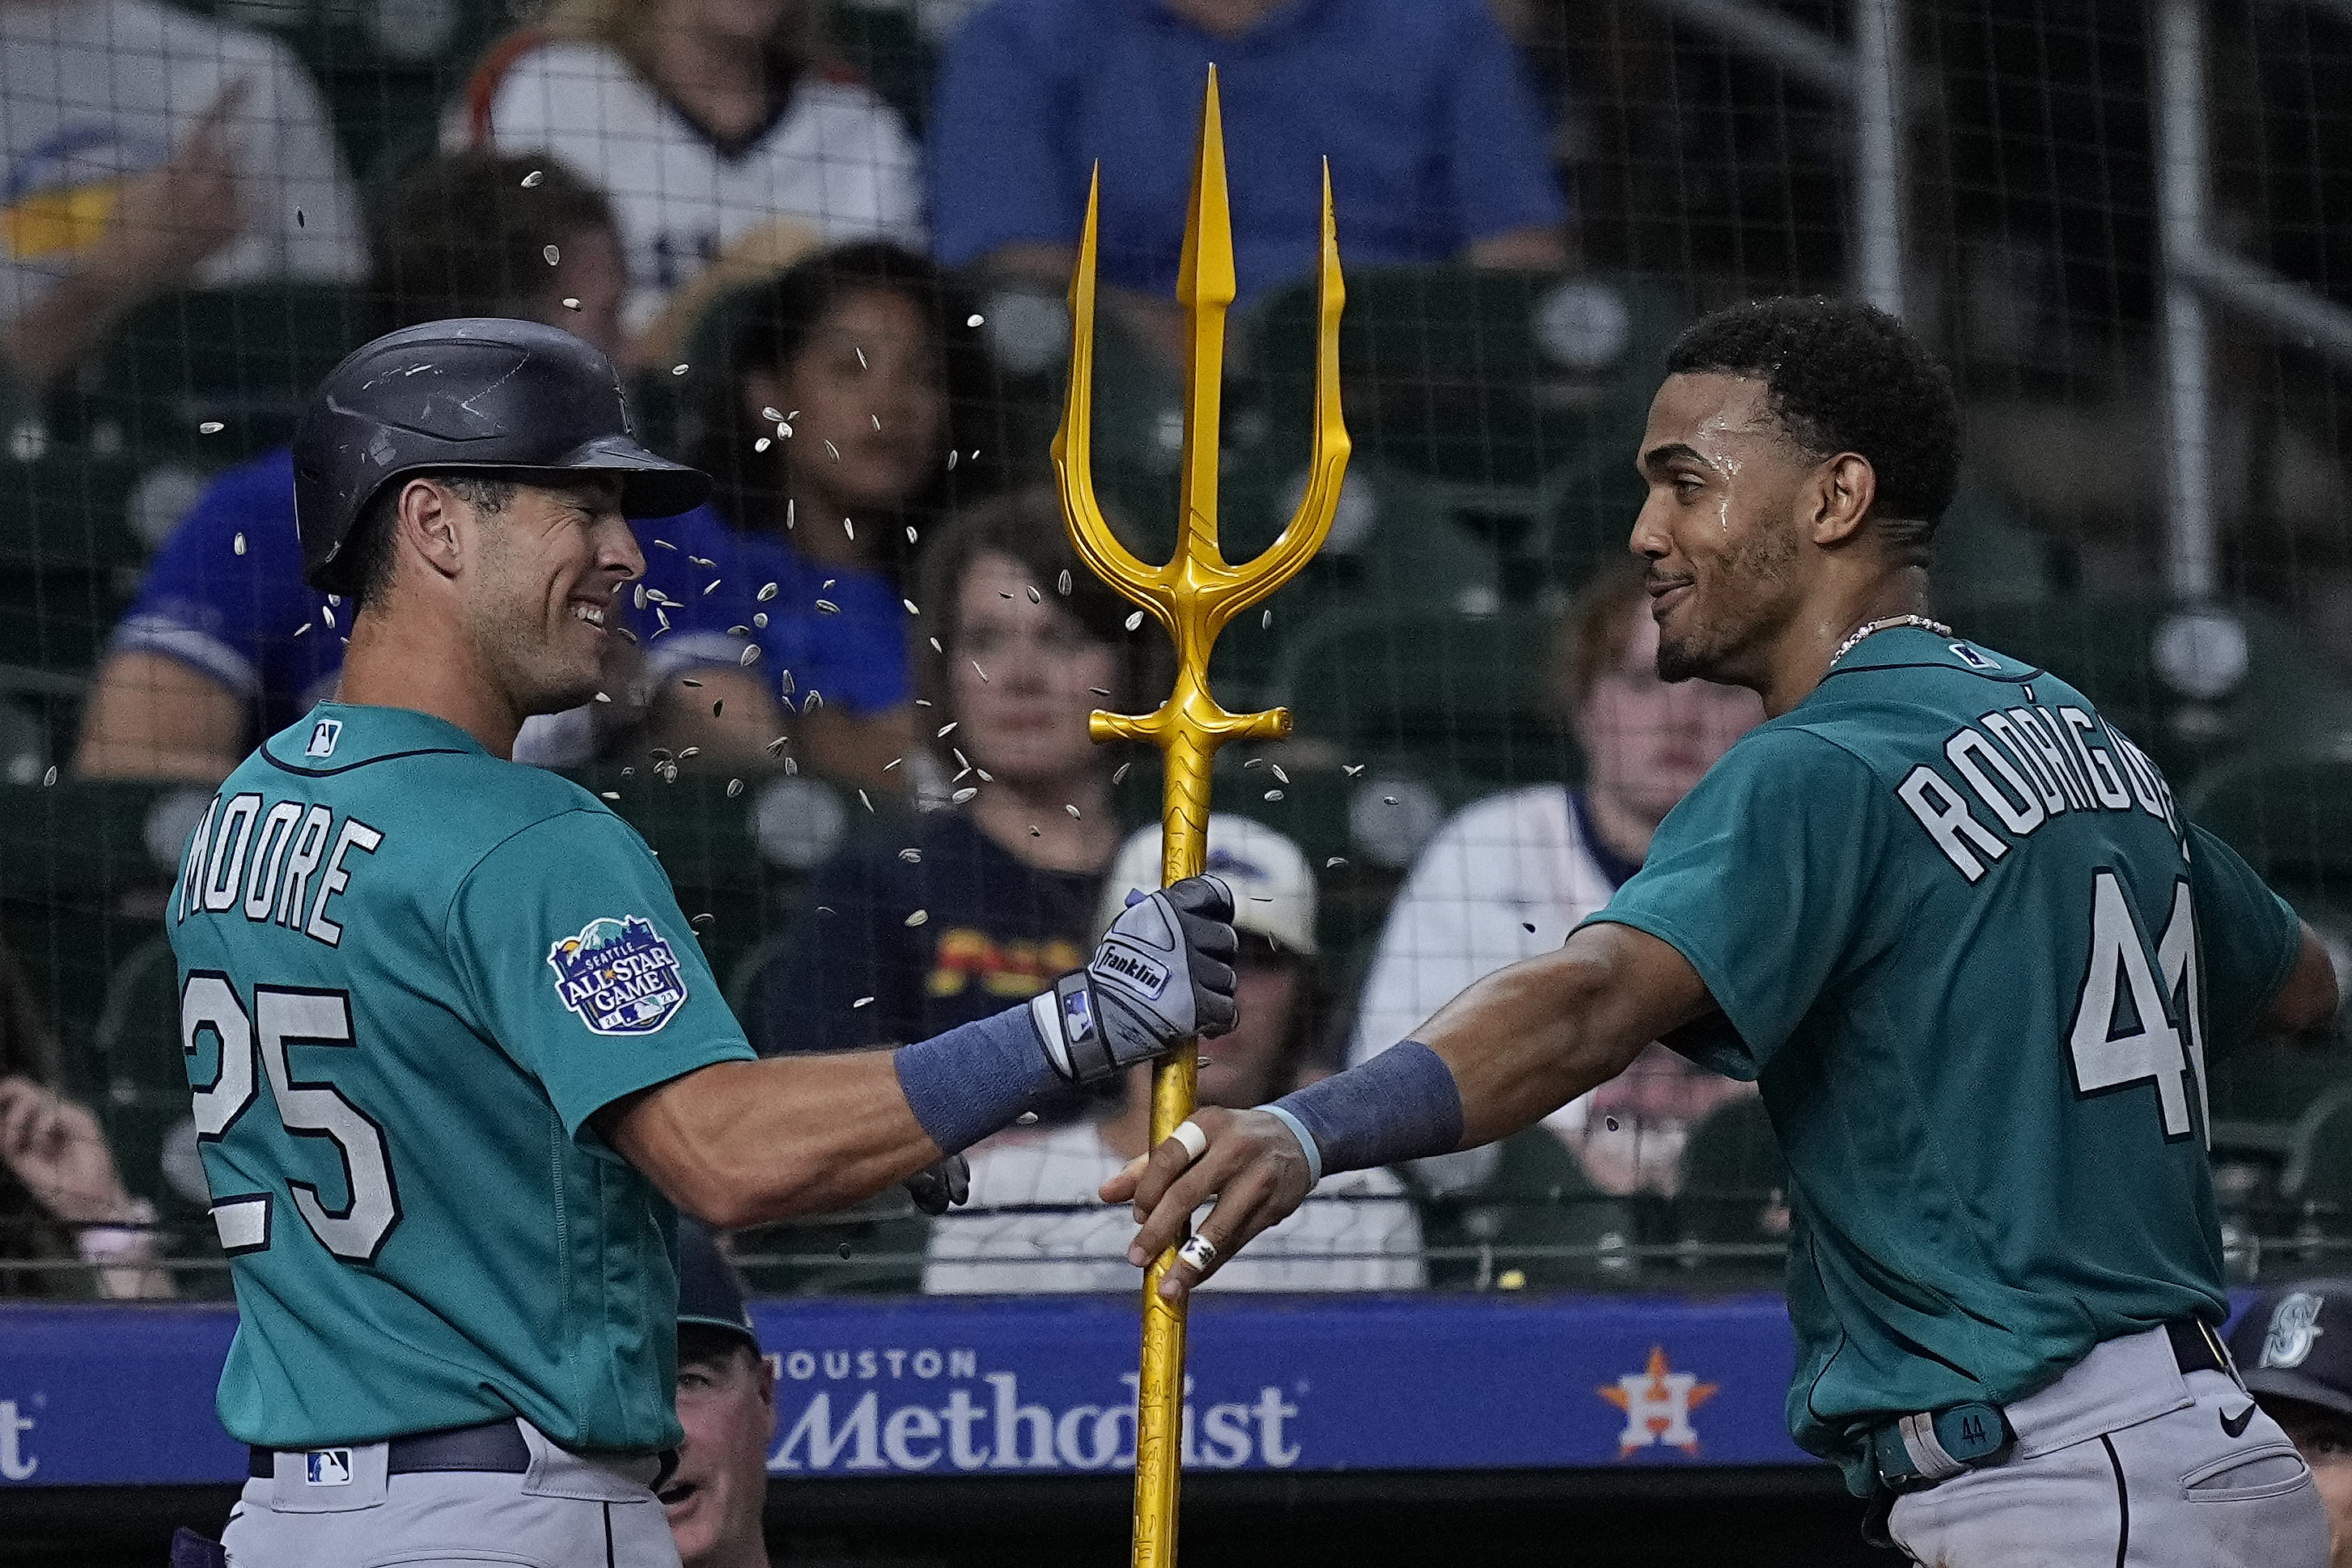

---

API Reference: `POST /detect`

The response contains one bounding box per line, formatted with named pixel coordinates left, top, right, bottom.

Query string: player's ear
left=1807, top=453, right=1876, bottom=548
left=397, top=478, right=465, bottom=583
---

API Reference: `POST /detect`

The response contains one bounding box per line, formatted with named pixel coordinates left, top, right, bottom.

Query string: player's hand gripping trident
left=1053, top=67, right=1349, bottom=1568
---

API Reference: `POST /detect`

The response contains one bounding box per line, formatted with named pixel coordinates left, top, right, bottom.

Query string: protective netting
left=0, top=0, right=2346, bottom=1302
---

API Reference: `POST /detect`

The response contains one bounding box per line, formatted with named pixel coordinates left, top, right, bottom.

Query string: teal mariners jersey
left=168, top=704, right=755, bottom=1452
left=1584, top=627, right=2303, bottom=1494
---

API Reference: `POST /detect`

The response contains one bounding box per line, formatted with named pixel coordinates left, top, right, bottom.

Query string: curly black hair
left=1665, top=297, right=1962, bottom=557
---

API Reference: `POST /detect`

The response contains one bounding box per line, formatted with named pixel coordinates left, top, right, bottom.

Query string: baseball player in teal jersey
left=169, top=317, right=1239, bottom=1568
left=1115, top=298, right=2341, bottom=1566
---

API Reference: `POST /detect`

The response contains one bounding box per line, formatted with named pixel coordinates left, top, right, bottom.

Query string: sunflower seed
left=1090, top=687, right=1112, bottom=697
left=1112, top=762, right=1133, bottom=785
left=1325, top=856, right=1348, bottom=869
left=853, top=996, right=875, bottom=1008
left=935, top=722, right=957, bottom=737
left=740, top=643, right=761, bottom=666
left=903, top=598, right=920, bottom=616
left=844, top=518, right=855, bottom=539
left=947, top=450, right=959, bottom=470
left=951, top=786, right=978, bottom=803
left=859, top=789, right=873, bottom=812
left=1264, top=789, right=1283, bottom=801
left=854, top=346, right=867, bottom=369
left=200, top=421, right=225, bottom=434
left=905, top=909, right=929, bottom=926
left=1058, top=570, right=1073, bottom=595
left=824, top=440, right=841, bottom=461
left=1383, top=795, right=1399, bottom=806
left=766, top=735, right=788, bottom=756
left=757, top=582, right=778, bottom=601
left=883, top=756, right=901, bottom=771
left=1066, top=804, right=1081, bottom=818
left=543, top=244, right=561, bottom=265
left=1125, top=611, right=1144, bottom=631
left=1028, top=585, right=1041, bottom=603
left=971, top=660, right=989, bottom=682
left=1244, top=757, right=1265, bottom=769
left=522, top=170, right=545, bottom=187
left=1262, top=608, right=1273, bottom=630
left=898, top=848, right=922, bottom=862
left=1344, top=764, right=1365, bottom=777
left=600, top=790, right=621, bottom=800
left=1270, top=764, right=1289, bottom=784
left=679, top=747, right=700, bottom=759
left=594, top=691, right=611, bottom=702
left=968, top=313, right=985, bottom=327
left=1015, top=1111, right=1040, bottom=1125
left=726, top=778, right=744, bottom=797
left=816, top=600, right=840, bottom=614
left=562, top=298, right=581, bottom=311
left=671, top=364, right=689, bottom=376
left=906, top=526, right=918, bottom=544
left=233, top=532, right=246, bottom=554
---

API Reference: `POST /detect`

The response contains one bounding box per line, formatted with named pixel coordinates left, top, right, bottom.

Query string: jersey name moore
left=1896, top=699, right=2180, bottom=884
left=176, top=791, right=384, bottom=947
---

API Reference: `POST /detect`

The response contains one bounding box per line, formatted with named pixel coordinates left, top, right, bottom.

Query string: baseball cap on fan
left=675, top=1218, right=759, bottom=1356
left=1096, top=815, right=1316, bottom=956
left=2226, top=1277, right=2352, bottom=1419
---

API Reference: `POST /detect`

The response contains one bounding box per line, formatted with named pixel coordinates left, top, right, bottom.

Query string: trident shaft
left=1051, top=66, right=1349, bottom=1568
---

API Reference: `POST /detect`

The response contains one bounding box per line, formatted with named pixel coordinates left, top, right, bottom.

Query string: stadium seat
left=1945, top=595, right=2352, bottom=787
left=74, top=284, right=371, bottom=464
left=1673, top=1096, right=1790, bottom=1286
left=1238, top=266, right=1689, bottom=591
left=0, top=454, right=154, bottom=687
left=830, top=0, right=939, bottom=133
left=1260, top=605, right=1579, bottom=792
left=1407, top=1126, right=1643, bottom=1292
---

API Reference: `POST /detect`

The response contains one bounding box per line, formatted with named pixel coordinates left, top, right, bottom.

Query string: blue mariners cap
left=2227, top=1277, right=2352, bottom=1420
left=676, top=1219, right=759, bottom=1356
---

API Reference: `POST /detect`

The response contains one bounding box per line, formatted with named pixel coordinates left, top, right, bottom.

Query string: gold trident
left=1052, top=66, right=1348, bottom=1568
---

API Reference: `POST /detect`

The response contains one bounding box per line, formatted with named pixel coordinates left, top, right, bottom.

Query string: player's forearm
left=2263, top=922, right=2341, bottom=1039
left=606, top=1053, right=944, bottom=1228
left=1421, top=925, right=1703, bottom=1146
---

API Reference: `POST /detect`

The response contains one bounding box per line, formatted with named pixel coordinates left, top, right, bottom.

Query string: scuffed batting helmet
left=291, top=317, right=710, bottom=593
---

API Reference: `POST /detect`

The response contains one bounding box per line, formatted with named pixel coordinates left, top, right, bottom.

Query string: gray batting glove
left=1028, top=875, right=1239, bottom=1084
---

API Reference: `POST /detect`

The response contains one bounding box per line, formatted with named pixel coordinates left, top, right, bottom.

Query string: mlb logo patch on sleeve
left=547, top=916, right=688, bottom=1034
left=305, top=718, right=343, bottom=757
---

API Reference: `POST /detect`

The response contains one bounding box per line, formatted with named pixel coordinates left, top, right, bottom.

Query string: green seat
left=80, top=285, right=369, bottom=464
left=1945, top=595, right=2352, bottom=787
left=2283, top=1082, right=2352, bottom=1243
left=1409, top=1126, right=1642, bottom=1292
left=1240, top=267, right=1689, bottom=596
left=1261, top=605, right=1579, bottom=791
left=0, top=455, right=155, bottom=679
left=1673, top=1096, right=1790, bottom=1286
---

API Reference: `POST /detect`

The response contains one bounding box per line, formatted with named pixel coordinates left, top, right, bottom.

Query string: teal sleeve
left=2186, top=823, right=2303, bottom=1054
left=447, top=809, right=756, bottom=1142
left=1578, top=730, right=1887, bottom=1078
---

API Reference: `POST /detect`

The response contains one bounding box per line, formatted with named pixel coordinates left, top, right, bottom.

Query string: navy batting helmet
left=291, top=317, right=710, bottom=594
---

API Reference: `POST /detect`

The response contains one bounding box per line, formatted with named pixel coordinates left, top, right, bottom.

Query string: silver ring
left=1176, top=1234, right=1219, bottom=1273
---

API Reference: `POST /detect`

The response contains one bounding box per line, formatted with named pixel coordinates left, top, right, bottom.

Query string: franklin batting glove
left=1029, top=875, right=1238, bottom=1084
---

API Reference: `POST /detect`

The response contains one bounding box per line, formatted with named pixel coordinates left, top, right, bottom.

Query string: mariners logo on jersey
left=547, top=916, right=687, bottom=1034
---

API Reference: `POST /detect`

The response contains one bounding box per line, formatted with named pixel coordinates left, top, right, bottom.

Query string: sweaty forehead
left=1641, top=372, right=1781, bottom=453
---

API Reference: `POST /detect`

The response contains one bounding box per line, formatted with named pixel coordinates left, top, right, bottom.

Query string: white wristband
left=1258, top=1104, right=1323, bottom=1189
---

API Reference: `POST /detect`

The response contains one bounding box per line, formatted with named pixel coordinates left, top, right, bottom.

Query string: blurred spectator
left=0, top=0, right=362, bottom=392
left=73, top=151, right=780, bottom=783
left=684, top=242, right=1002, bottom=790
left=459, top=0, right=923, bottom=358
left=665, top=1220, right=777, bottom=1568
left=749, top=490, right=1156, bottom=1056
left=930, top=0, right=1570, bottom=345
left=2226, top=1279, right=2352, bottom=1568
left=1350, top=563, right=1761, bottom=1196
left=924, top=815, right=1423, bottom=1293
left=0, top=940, right=168, bottom=1299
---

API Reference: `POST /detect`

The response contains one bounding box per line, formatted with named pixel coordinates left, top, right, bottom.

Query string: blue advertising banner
left=0, top=1293, right=1821, bottom=1486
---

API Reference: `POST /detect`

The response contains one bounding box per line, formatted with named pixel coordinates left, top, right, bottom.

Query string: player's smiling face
left=1631, top=372, right=1819, bottom=689
left=464, top=474, right=642, bottom=716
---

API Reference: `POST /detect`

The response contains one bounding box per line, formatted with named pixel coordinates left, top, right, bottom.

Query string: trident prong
left=1050, top=65, right=1349, bottom=1568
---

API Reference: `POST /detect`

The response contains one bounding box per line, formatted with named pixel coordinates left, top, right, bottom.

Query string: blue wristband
left=1269, top=1040, right=1464, bottom=1179
left=892, top=1005, right=1060, bottom=1155
left=1257, top=1104, right=1323, bottom=1188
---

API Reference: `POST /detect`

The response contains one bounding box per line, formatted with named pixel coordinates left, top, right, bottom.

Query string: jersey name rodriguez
left=1894, top=695, right=2180, bottom=884
left=176, top=789, right=383, bottom=946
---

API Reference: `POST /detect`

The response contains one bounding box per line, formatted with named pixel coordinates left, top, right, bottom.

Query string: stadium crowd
left=0, top=0, right=2346, bottom=1332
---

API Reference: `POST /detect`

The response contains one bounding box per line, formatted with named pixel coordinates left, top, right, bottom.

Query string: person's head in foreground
left=664, top=1220, right=777, bottom=1568
left=2227, top=1280, right=2352, bottom=1567
left=293, top=317, right=708, bottom=752
left=1635, top=295, right=1962, bottom=713
left=1095, top=816, right=1322, bottom=1117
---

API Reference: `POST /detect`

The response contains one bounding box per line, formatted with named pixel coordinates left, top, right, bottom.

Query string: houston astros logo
left=548, top=916, right=687, bottom=1035
left=1598, top=1346, right=1719, bottom=1456
left=2261, top=1291, right=2327, bottom=1369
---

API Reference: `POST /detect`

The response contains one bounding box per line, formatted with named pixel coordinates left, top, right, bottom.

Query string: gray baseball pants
left=219, top=1419, right=679, bottom=1568
left=1886, top=1324, right=2330, bottom=1567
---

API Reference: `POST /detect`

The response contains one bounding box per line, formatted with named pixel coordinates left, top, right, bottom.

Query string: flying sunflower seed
left=200, top=421, right=225, bottom=434
left=323, top=605, right=336, bottom=629
left=1244, top=757, right=1265, bottom=769
left=1066, top=804, right=1081, bottom=819
left=1057, top=570, right=1072, bottom=595
left=727, top=778, right=744, bottom=797
left=898, top=847, right=922, bottom=863
left=522, top=170, right=545, bottom=187
left=930, top=636, right=943, bottom=653
left=543, top=244, right=560, bottom=265
left=594, top=691, right=611, bottom=703
left=859, top=789, right=873, bottom=812
left=1264, top=789, right=1284, bottom=801
left=905, top=909, right=929, bottom=926
left=1125, top=611, right=1144, bottom=631
left=40, top=766, right=55, bottom=787
left=1089, top=687, right=1112, bottom=697
left=935, top=722, right=957, bottom=737
left=671, top=364, right=689, bottom=376
left=971, top=660, right=989, bottom=682
left=883, top=756, right=901, bottom=771
left=906, top=526, right=919, bottom=545
left=702, top=579, right=722, bottom=595
left=853, top=996, right=875, bottom=1008
left=765, top=736, right=788, bottom=756
left=653, top=538, right=676, bottom=551
left=1027, top=585, right=1040, bottom=604
left=1325, top=856, right=1348, bottom=869
left=967, top=313, right=985, bottom=327
left=1112, top=762, right=1132, bottom=785
left=1383, top=795, right=1399, bottom=806
left=1270, top=764, right=1290, bottom=784
left=844, top=518, right=855, bottom=540
left=816, top=600, right=840, bottom=614
left=1028, top=825, right=1041, bottom=837
left=824, top=439, right=841, bottom=461
left=752, top=612, right=768, bottom=629
left=757, top=582, right=778, bottom=601
left=600, top=790, right=621, bottom=801
left=1343, top=764, right=1366, bottom=777
left=562, top=298, right=581, bottom=311
left=951, top=786, right=978, bottom=803
left=1015, top=1111, right=1040, bottom=1125
left=233, top=532, right=246, bottom=554
left=783, top=757, right=798, bottom=773
left=947, top=450, right=959, bottom=470
left=1262, top=608, right=1273, bottom=630
left=678, top=747, right=701, bottom=759
left=854, top=346, right=867, bottom=369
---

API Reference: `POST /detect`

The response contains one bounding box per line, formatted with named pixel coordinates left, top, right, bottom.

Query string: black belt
left=248, top=1418, right=531, bottom=1479
left=1870, top=1319, right=2235, bottom=1490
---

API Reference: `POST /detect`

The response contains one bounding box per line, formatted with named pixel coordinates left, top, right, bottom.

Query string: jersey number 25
left=182, top=974, right=400, bottom=1263
left=2067, top=871, right=2207, bottom=1146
